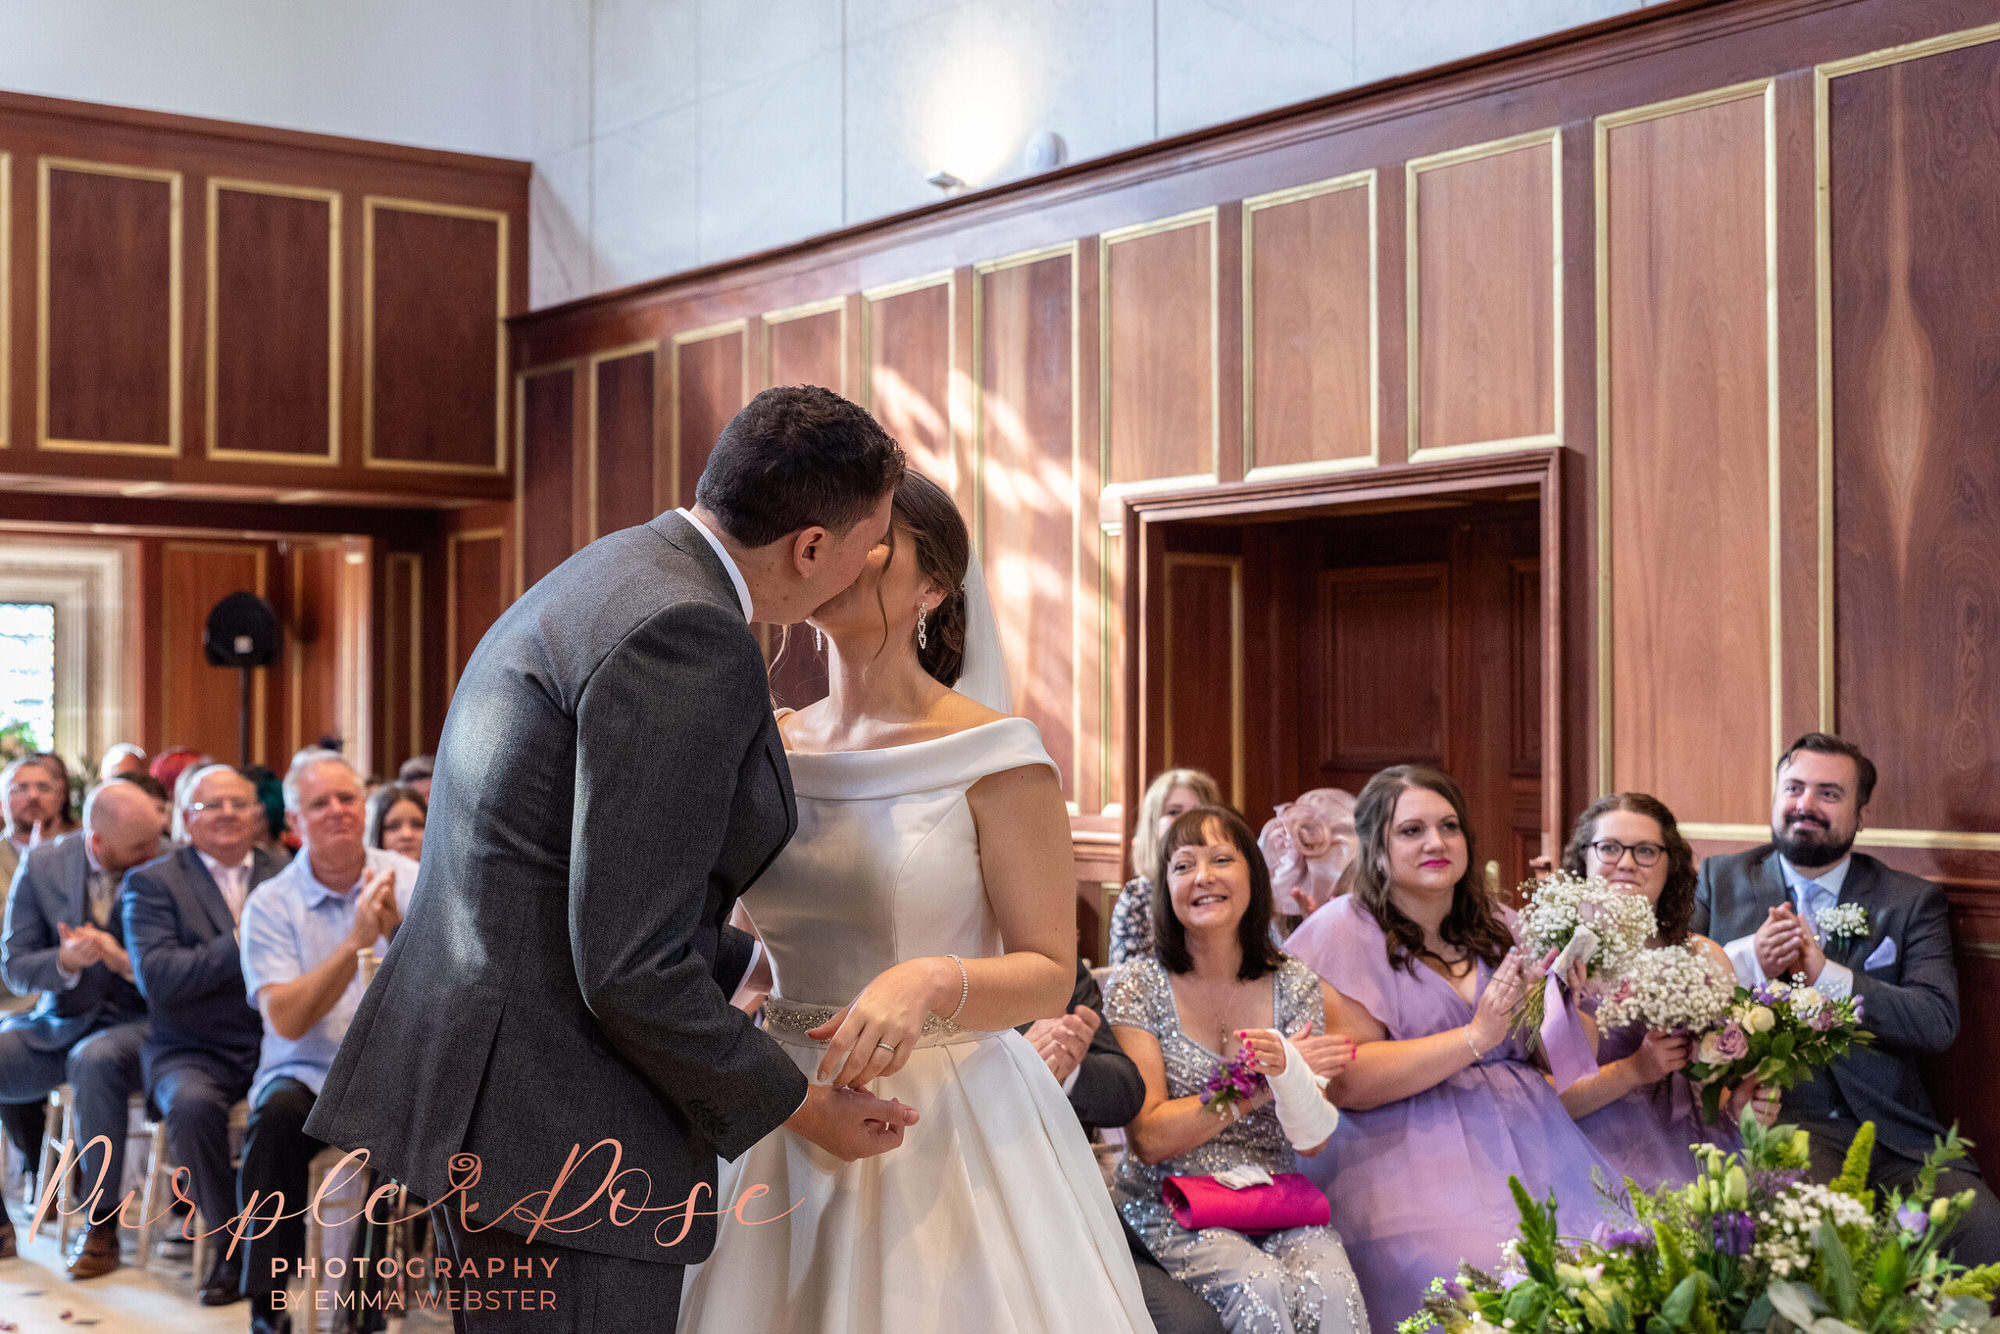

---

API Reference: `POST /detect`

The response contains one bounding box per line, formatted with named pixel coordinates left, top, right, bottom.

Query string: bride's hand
left=806, top=957, right=955, bottom=1088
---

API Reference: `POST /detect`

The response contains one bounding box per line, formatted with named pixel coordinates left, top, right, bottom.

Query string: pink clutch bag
left=1163, top=1173, right=1330, bottom=1234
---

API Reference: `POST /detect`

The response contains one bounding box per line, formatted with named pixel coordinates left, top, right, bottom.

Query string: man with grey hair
left=0, top=781, right=157, bottom=1270
left=235, top=753, right=415, bottom=1332
left=98, top=743, right=149, bottom=785
left=123, top=764, right=287, bottom=1307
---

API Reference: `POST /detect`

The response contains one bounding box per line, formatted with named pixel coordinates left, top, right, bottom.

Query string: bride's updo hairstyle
left=886, top=471, right=970, bottom=687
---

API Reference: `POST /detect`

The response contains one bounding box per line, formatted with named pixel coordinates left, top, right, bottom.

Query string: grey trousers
left=0, top=1017, right=147, bottom=1222
left=432, top=1205, right=684, bottom=1333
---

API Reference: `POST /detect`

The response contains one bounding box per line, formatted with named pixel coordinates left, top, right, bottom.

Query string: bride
left=680, top=471, right=1156, bottom=1332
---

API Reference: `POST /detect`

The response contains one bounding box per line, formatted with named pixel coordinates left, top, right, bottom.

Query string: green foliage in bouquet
left=1683, top=978, right=1870, bottom=1125
left=1398, top=1112, right=1999, bottom=1334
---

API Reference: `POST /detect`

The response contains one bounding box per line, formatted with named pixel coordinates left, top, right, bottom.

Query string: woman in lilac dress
left=1286, top=766, right=1615, bottom=1334
left=1554, top=793, right=1778, bottom=1189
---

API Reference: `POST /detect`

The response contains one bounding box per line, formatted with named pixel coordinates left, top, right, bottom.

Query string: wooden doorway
left=1120, top=452, right=1565, bottom=897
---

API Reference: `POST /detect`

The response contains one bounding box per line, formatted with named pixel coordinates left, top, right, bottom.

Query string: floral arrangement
left=1512, top=871, right=1659, bottom=1037
left=1817, top=904, right=1869, bottom=942
left=1683, top=976, right=1867, bottom=1124
left=1595, top=943, right=1739, bottom=1035
left=1399, top=1112, right=2000, bottom=1334
left=1200, top=1046, right=1268, bottom=1118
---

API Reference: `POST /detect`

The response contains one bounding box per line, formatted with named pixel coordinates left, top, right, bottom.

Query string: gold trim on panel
left=1405, top=128, right=1563, bottom=464
left=444, top=528, right=507, bottom=697
left=1099, top=523, right=1119, bottom=814
left=584, top=340, right=661, bottom=543
left=205, top=178, right=341, bottom=466
left=161, top=541, right=268, bottom=760
left=384, top=552, right=423, bottom=761
left=1813, top=24, right=2000, bottom=852
left=1098, top=208, right=1222, bottom=498
left=286, top=541, right=342, bottom=754
left=761, top=297, right=849, bottom=396
left=514, top=358, right=581, bottom=597
left=971, top=241, right=1080, bottom=559
left=859, top=270, right=956, bottom=487
left=360, top=195, right=510, bottom=475
left=37, top=157, right=185, bottom=456
left=1, top=152, right=9, bottom=452
left=1677, top=823, right=1773, bottom=843
left=1241, top=169, right=1380, bottom=481
left=1591, top=83, right=1778, bottom=798
left=668, top=318, right=752, bottom=510
left=1161, top=553, right=1245, bottom=809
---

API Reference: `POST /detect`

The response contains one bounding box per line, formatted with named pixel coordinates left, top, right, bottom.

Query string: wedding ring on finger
left=875, top=1041, right=897, bottom=1055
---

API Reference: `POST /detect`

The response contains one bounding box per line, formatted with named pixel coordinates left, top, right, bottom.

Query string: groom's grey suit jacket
left=305, top=511, right=806, bottom=1265
left=1691, top=844, right=1964, bottom=1165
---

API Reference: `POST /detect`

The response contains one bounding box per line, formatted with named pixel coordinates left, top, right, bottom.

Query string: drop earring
left=813, top=626, right=823, bottom=652
left=917, top=606, right=928, bottom=650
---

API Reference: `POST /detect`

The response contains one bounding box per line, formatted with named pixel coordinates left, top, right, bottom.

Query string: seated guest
left=240, top=766, right=292, bottom=859
left=123, top=765, right=287, bottom=1307
left=0, top=781, right=157, bottom=1270
left=1694, top=732, right=2000, bottom=1267
left=1107, top=768, right=1221, bottom=965
left=3, top=752, right=76, bottom=887
left=1555, top=793, right=1776, bottom=1189
left=1288, top=765, right=1614, bottom=1334
left=363, top=784, right=426, bottom=863
left=148, top=746, right=205, bottom=804
left=237, top=754, right=415, bottom=1333
left=99, top=744, right=149, bottom=784
left=110, top=771, right=173, bottom=841
left=396, top=755, right=434, bottom=802
left=1107, top=804, right=1366, bottom=1334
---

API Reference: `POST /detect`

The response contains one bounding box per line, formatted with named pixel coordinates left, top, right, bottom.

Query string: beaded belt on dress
left=760, top=996, right=983, bottom=1049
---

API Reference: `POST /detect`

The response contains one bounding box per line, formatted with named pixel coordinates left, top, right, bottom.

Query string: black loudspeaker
left=203, top=592, right=280, bottom=668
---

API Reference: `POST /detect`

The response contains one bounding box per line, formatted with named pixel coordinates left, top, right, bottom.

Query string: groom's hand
left=785, top=1084, right=920, bottom=1162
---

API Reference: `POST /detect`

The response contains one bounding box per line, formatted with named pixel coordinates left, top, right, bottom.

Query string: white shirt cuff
left=56, top=962, right=81, bottom=989
left=1814, top=960, right=1854, bottom=999
left=1059, top=1063, right=1083, bottom=1096
left=1722, top=933, right=1765, bottom=986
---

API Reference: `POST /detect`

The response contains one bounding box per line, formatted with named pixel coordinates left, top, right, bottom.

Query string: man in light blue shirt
left=236, top=753, right=414, bottom=1333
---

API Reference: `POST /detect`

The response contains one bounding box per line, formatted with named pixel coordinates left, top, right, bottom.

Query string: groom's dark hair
left=695, top=385, right=905, bottom=547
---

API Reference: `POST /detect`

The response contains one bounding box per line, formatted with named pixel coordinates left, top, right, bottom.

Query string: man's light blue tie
left=1801, top=880, right=1834, bottom=943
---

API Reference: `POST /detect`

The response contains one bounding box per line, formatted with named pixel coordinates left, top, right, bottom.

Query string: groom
left=306, top=386, right=916, bottom=1332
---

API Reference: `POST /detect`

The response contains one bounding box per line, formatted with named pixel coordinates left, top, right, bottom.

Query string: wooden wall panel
left=864, top=276, right=953, bottom=485
left=285, top=541, right=345, bottom=754
left=1408, top=132, right=1560, bottom=459
left=40, top=160, right=181, bottom=453
left=365, top=199, right=506, bottom=473
left=1164, top=555, right=1243, bottom=806
left=977, top=248, right=1077, bottom=796
left=590, top=346, right=656, bottom=538
left=765, top=302, right=845, bottom=393
left=208, top=182, right=337, bottom=464
left=1244, top=174, right=1376, bottom=475
left=1826, top=35, right=2000, bottom=841
left=160, top=540, right=267, bottom=762
left=1319, top=564, right=1449, bottom=770
left=1101, top=212, right=1216, bottom=489
left=671, top=323, right=750, bottom=508
left=444, top=525, right=508, bottom=696
left=1599, top=88, right=1772, bottom=828
left=519, top=364, right=578, bottom=589
left=382, top=551, right=424, bottom=770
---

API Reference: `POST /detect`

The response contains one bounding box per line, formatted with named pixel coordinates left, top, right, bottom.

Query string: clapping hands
left=1240, top=1022, right=1356, bottom=1081
left=1025, top=1005, right=1100, bottom=1084
left=1754, top=903, right=1825, bottom=983
left=348, top=868, right=401, bottom=949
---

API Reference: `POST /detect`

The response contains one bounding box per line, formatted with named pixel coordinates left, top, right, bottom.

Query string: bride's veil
left=954, top=550, right=1014, bottom=714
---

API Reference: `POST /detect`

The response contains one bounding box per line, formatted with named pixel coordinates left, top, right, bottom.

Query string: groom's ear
left=791, top=525, right=832, bottom=575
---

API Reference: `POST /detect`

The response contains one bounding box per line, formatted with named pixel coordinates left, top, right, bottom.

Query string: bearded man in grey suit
left=1693, top=731, right=2000, bottom=1268
left=306, top=386, right=917, bottom=1333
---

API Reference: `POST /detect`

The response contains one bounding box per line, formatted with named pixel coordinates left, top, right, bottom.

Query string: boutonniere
left=1816, top=902, right=1869, bottom=942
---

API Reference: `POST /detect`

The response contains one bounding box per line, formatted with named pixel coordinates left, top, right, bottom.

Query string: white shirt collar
left=1777, top=852, right=1851, bottom=898
left=196, top=848, right=253, bottom=878
left=674, top=508, right=754, bottom=622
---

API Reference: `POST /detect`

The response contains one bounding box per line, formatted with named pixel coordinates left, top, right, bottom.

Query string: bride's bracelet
left=944, top=954, right=969, bottom=1024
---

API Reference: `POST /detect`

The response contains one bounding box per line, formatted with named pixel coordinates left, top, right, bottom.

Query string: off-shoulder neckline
left=774, top=711, right=1025, bottom=757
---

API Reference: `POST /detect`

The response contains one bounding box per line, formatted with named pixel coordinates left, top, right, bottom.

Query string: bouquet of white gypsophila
left=1594, top=940, right=1739, bottom=1034
left=1511, top=870, right=1658, bottom=1039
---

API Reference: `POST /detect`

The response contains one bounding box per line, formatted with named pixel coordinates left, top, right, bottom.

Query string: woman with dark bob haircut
left=1105, top=804, right=1366, bottom=1333
left=1554, top=792, right=1777, bottom=1188
left=1285, top=765, right=1616, bottom=1333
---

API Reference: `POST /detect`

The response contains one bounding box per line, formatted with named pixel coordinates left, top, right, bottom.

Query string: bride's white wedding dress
left=680, top=715, right=1156, bottom=1333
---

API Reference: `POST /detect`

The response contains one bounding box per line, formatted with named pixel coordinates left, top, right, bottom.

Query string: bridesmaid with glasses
left=1554, top=793, right=1778, bottom=1189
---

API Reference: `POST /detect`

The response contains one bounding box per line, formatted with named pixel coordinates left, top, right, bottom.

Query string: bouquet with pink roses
left=1260, top=788, right=1357, bottom=918
left=1683, top=975, right=1868, bottom=1123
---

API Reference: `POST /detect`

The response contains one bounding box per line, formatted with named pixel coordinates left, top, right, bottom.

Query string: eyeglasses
left=188, top=798, right=257, bottom=814
left=1591, top=839, right=1664, bottom=868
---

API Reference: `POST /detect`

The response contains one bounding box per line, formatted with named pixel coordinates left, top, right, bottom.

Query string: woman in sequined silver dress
left=1105, top=805, right=1369, bottom=1334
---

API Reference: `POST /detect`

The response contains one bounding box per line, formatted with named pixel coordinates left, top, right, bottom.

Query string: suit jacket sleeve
left=1690, top=856, right=1715, bottom=939
left=123, top=865, right=243, bottom=1008
left=1849, top=878, right=1959, bottom=1055
left=1065, top=963, right=1145, bottom=1130
left=1, top=853, right=62, bottom=996
left=570, top=600, right=808, bottom=1161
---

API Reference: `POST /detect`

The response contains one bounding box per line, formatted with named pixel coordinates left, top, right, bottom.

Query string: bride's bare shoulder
left=936, top=690, right=1011, bottom=732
